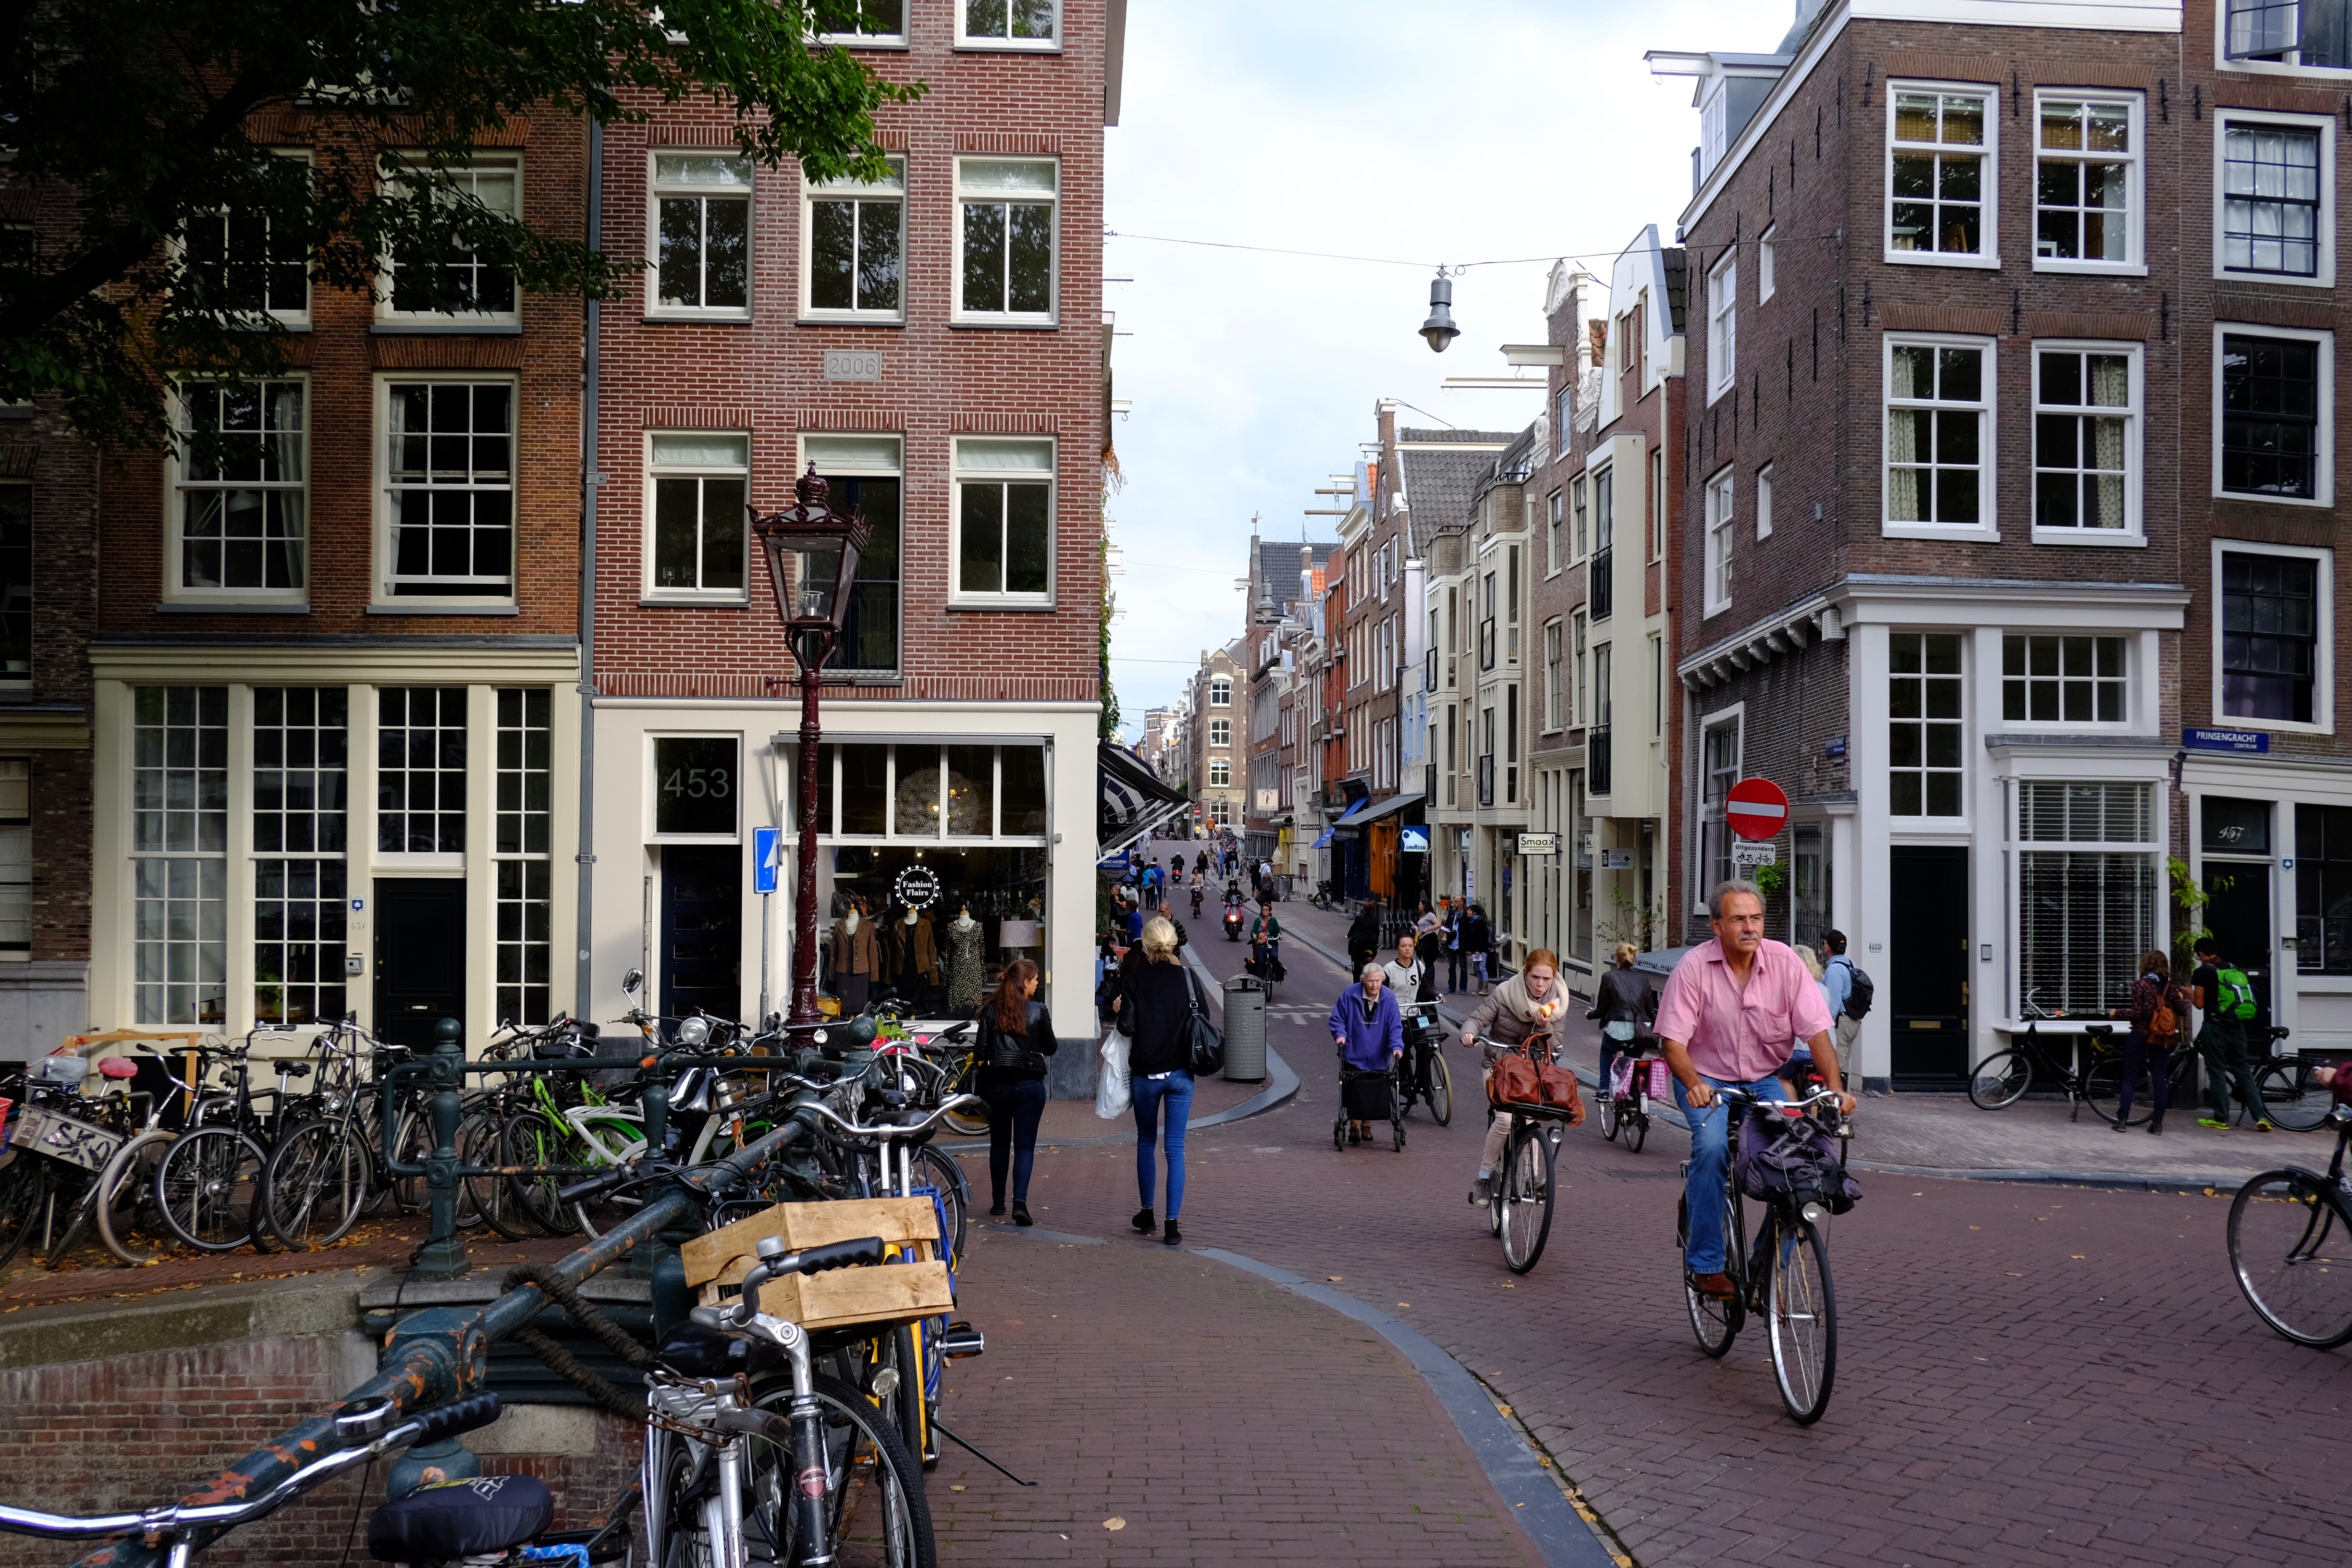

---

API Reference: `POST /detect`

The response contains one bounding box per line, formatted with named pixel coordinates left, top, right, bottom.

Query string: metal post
left=788, top=629, right=835, bottom=1026
left=411, top=1016, right=469, bottom=1280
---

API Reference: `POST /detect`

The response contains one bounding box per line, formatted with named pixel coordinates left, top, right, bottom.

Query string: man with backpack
left=2190, top=935, right=2273, bottom=1132
left=1819, top=929, right=1872, bottom=1056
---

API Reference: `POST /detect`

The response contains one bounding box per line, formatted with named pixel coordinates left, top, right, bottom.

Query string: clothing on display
left=945, top=910, right=986, bottom=1012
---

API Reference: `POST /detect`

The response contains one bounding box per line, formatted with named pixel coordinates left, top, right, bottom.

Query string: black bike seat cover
left=368, top=1473, right=554, bottom=1561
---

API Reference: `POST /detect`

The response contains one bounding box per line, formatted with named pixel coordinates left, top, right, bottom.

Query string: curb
left=1191, top=1247, right=1619, bottom=1568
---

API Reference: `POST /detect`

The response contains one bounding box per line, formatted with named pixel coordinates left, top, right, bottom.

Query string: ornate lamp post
left=752, top=466, right=870, bottom=1027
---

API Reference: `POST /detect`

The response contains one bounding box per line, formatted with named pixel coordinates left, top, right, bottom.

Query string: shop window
left=253, top=687, right=348, bottom=1024
left=134, top=686, right=228, bottom=1024
left=2297, top=803, right=2352, bottom=971
left=652, top=735, right=738, bottom=838
left=2015, top=782, right=2157, bottom=1017
left=497, top=689, right=553, bottom=1023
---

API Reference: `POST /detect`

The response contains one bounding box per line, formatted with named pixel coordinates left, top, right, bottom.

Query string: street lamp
left=1419, top=269, right=1458, bottom=353
left=752, top=465, right=870, bottom=1027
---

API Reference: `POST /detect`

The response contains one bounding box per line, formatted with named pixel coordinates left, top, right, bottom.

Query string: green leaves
left=0, top=0, right=923, bottom=446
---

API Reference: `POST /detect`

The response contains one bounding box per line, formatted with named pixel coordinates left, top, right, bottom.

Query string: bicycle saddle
left=367, top=1472, right=552, bottom=1563
left=97, top=1057, right=138, bottom=1080
left=274, top=1061, right=313, bottom=1078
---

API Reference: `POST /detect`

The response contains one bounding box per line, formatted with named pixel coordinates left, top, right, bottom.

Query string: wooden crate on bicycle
left=681, top=1197, right=953, bottom=1330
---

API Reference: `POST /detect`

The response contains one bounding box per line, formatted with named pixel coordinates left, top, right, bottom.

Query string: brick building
left=1183, top=641, right=1244, bottom=842
left=586, top=3, right=1126, bottom=1027
left=1238, top=534, right=1333, bottom=878
left=84, top=113, right=590, bottom=1050
left=1655, top=0, right=2196, bottom=1088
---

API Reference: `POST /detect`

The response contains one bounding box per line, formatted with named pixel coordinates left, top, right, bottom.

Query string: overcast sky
left=1101, top=0, right=1798, bottom=734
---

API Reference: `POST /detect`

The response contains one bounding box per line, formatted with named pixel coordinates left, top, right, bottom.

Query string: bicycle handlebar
left=792, top=1095, right=983, bottom=1144
left=730, top=1236, right=886, bottom=1324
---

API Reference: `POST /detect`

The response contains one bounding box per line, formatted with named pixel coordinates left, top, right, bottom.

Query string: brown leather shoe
left=1690, top=1271, right=1737, bottom=1300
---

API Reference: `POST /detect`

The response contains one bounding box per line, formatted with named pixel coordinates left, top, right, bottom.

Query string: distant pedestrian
left=2112, top=948, right=2188, bottom=1135
left=978, top=958, right=1058, bottom=1226
left=1156, top=900, right=1189, bottom=950
left=1347, top=896, right=1384, bottom=977
left=1461, top=904, right=1494, bottom=993
left=1444, top=899, right=1468, bottom=993
left=1820, top=930, right=1864, bottom=1057
left=1331, top=959, right=1405, bottom=1145
left=1588, top=941, right=1654, bottom=1094
left=2190, top=935, right=2271, bottom=1132
left=1413, top=898, right=1440, bottom=943
left=1116, top=917, right=1196, bottom=1246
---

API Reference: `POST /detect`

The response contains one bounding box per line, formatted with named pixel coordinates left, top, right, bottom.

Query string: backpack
left=2147, top=981, right=2182, bottom=1048
left=2213, top=965, right=2260, bottom=1023
left=1736, top=1109, right=1862, bottom=1215
left=1831, top=956, right=1874, bottom=1019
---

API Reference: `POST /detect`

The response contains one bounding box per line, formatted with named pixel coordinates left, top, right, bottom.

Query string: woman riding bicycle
left=1459, top=949, right=1572, bottom=1205
left=1589, top=941, right=1656, bottom=1097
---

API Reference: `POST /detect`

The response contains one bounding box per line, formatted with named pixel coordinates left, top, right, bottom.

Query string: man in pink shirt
left=1655, top=881, right=1857, bottom=1300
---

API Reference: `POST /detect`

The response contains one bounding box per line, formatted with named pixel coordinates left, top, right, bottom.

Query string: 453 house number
left=654, top=737, right=739, bottom=835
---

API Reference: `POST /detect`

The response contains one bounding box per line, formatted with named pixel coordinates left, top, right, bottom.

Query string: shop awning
left=1098, top=740, right=1187, bottom=862
left=1312, top=829, right=1336, bottom=849
left=1332, top=798, right=1375, bottom=827
left=1354, top=791, right=1424, bottom=824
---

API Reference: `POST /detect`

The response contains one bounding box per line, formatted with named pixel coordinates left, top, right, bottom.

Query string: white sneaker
left=1469, top=1174, right=1493, bottom=1205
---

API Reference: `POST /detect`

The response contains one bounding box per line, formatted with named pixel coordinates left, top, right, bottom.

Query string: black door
left=1888, top=846, right=1970, bottom=1085
left=2203, top=862, right=2275, bottom=1039
left=662, top=845, right=743, bottom=1021
left=374, top=878, right=467, bottom=1052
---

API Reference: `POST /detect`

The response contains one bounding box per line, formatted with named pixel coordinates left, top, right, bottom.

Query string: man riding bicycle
left=1654, top=880, right=1856, bottom=1302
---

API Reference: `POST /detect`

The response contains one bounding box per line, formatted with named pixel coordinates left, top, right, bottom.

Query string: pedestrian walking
left=1588, top=941, right=1655, bottom=1095
left=2111, top=948, right=2188, bottom=1135
left=1654, top=880, right=1853, bottom=1301
left=1458, top=949, right=1572, bottom=1203
left=1413, top=897, right=1440, bottom=944
left=1330, top=960, right=1405, bottom=1144
left=977, top=958, right=1058, bottom=1226
left=1347, top=896, right=1384, bottom=978
left=1115, top=916, right=1195, bottom=1246
left=2190, top=935, right=2272, bottom=1132
left=1820, top=929, right=1865, bottom=1057
left=1155, top=901, right=1189, bottom=950
left=1461, top=903, right=1494, bottom=993
left=1444, top=899, right=1468, bottom=993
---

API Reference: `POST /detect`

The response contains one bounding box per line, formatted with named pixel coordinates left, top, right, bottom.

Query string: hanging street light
left=751, top=465, right=871, bottom=1027
left=1420, top=268, right=1459, bottom=353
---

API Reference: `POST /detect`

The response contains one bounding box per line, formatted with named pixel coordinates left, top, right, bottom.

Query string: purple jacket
left=1328, top=984, right=1404, bottom=1072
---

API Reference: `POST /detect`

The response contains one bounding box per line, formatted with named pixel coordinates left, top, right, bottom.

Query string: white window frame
left=2032, top=340, right=2145, bottom=545
left=1885, top=81, right=2000, bottom=269
left=1703, top=466, right=1734, bottom=619
left=1695, top=702, right=1744, bottom=911
left=2211, top=538, right=2336, bottom=735
left=953, top=156, right=1058, bottom=325
left=1209, top=677, right=1231, bottom=707
left=1543, top=618, right=1564, bottom=733
left=2213, top=110, right=2337, bottom=287
left=800, top=156, right=906, bottom=323
left=647, top=150, right=753, bottom=319
left=164, top=376, right=310, bottom=605
left=375, top=155, right=524, bottom=328
left=1757, top=224, right=1777, bottom=301
left=1706, top=248, right=1737, bottom=404
left=950, top=435, right=1054, bottom=604
left=1208, top=758, right=1230, bottom=788
left=2032, top=93, right=2146, bottom=276
left=373, top=373, right=520, bottom=608
left=823, top=0, right=907, bottom=46
left=645, top=732, right=744, bottom=844
left=2217, top=1, right=2352, bottom=81
left=1888, top=631, right=1970, bottom=822
left=1883, top=332, right=1999, bottom=542
left=1545, top=489, right=1563, bottom=575
left=1998, top=632, right=2134, bottom=730
left=956, top=0, right=1061, bottom=50
left=643, top=430, right=751, bottom=602
left=1209, top=717, right=1231, bottom=749
left=2211, top=322, right=2335, bottom=508
left=178, top=149, right=313, bottom=330
left=1756, top=463, right=1774, bottom=540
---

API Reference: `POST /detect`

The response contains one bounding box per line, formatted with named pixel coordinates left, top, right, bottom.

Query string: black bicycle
left=1965, top=995, right=2130, bottom=1123
left=1598, top=1048, right=1666, bottom=1153
left=1395, top=1001, right=1453, bottom=1125
left=1677, top=1086, right=1852, bottom=1424
left=2229, top=1089, right=2352, bottom=1347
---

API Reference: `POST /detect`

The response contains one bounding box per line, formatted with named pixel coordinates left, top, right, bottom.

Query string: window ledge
left=367, top=603, right=521, bottom=616
left=954, top=39, right=1063, bottom=53
left=1882, top=523, right=2000, bottom=543
left=2034, top=261, right=2148, bottom=278
left=371, top=321, right=524, bottom=336
left=945, top=598, right=1057, bottom=612
left=643, top=310, right=754, bottom=325
left=2215, top=489, right=2334, bottom=509
left=2030, top=528, right=2147, bottom=548
left=1984, top=731, right=2164, bottom=749
left=638, top=595, right=751, bottom=609
left=1884, top=251, right=2000, bottom=270
left=2211, top=716, right=2336, bottom=737
left=155, top=600, right=311, bottom=613
left=797, top=313, right=906, bottom=329
left=2215, top=269, right=2334, bottom=290
left=949, top=318, right=1061, bottom=331
left=820, top=36, right=909, bottom=49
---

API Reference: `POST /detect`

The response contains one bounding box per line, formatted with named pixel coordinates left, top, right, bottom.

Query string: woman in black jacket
left=1587, top=942, right=1656, bottom=1099
left=1115, top=916, right=1196, bottom=1246
left=978, top=958, right=1058, bottom=1225
left=1347, top=897, right=1384, bottom=978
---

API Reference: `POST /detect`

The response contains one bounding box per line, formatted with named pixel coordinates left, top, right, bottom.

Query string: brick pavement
left=978, top=883, right=2352, bottom=1568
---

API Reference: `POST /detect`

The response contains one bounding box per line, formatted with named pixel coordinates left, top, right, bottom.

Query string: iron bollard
left=411, top=1016, right=470, bottom=1280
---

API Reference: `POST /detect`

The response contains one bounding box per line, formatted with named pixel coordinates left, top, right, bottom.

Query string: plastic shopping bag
left=1096, top=1029, right=1132, bottom=1119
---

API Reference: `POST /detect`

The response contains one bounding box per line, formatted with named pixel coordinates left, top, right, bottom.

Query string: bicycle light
left=870, top=1367, right=900, bottom=1399
left=1801, top=1202, right=1828, bottom=1225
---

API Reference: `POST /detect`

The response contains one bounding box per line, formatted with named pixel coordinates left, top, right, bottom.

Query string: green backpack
left=2212, top=965, right=2260, bottom=1023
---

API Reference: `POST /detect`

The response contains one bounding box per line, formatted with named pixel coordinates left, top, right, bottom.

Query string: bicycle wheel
left=1678, top=1193, right=1743, bottom=1358
left=0, top=1156, right=49, bottom=1269
left=942, top=1062, right=989, bottom=1137
left=1499, top=1127, right=1554, bottom=1274
left=501, top=1111, right=580, bottom=1237
left=261, top=1118, right=371, bottom=1249
left=152, top=1126, right=268, bottom=1252
left=2229, top=1170, right=2352, bottom=1348
left=682, top=1372, right=936, bottom=1568
left=1967, top=1050, right=2034, bottom=1110
left=1626, top=1104, right=1649, bottom=1155
left=390, top=1102, right=435, bottom=1214
left=1765, top=1215, right=1838, bottom=1423
left=2083, top=1056, right=2152, bottom=1126
left=1598, top=1084, right=1621, bottom=1142
left=912, top=1146, right=968, bottom=1267
left=2258, top=1062, right=2335, bottom=1133
left=39, top=1169, right=106, bottom=1268
left=461, top=1112, right=538, bottom=1239
left=1428, top=1051, right=1452, bottom=1127
left=96, top=1130, right=177, bottom=1265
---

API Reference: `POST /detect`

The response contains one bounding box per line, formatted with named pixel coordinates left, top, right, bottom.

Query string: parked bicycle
left=1965, top=993, right=2131, bottom=1123
left=1677, top=1085, right=1852, bottom=1424
left=2228, top=1078, right=2352, bottom=1348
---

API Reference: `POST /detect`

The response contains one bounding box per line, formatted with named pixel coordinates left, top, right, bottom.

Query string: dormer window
left=1702, top=87, right=1728, bottom=175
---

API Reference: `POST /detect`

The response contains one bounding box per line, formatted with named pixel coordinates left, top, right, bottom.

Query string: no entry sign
left=1725, top=777, right=1790, bottom=842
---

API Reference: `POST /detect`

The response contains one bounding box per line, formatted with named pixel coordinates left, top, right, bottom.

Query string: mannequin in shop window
left=946, top=904, right=986, bottom=1014
left=912, top=905, right=942, bottom=1003
left=831, top=894, right=879, bottom=1015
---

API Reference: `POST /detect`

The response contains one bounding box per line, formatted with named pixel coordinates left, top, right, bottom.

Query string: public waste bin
left=1222, top=974, right=1268, bottom=1083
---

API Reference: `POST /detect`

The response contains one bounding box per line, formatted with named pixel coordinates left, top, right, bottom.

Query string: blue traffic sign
left=753, top=826, right=782, bottom=894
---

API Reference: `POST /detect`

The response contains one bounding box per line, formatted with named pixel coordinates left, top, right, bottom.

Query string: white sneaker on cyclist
left=1470, top=1173, right=1493, bottom=1205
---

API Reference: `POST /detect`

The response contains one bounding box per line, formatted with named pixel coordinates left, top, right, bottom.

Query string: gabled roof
left=1662, top=248, right=1689, bottom=332
left=1396, top=427, right=1518, bottom=555
left=1252, top=540, right=1338, bottom=620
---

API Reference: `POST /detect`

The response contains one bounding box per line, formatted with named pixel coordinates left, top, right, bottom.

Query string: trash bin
left=1222, top=974, right=1268, bottom=1083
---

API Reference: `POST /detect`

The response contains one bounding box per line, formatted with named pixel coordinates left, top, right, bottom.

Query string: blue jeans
left=1131, top=1069, right=1196, bottom=1220
left=1673, top=1074, right=1788, bottom=1274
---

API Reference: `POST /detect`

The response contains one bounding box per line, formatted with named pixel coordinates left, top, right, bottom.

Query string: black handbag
left=1184, top=971, right=1225, bottom=1076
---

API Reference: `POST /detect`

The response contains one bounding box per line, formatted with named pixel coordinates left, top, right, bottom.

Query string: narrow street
left=935, top=862, right=2352, bottom=1568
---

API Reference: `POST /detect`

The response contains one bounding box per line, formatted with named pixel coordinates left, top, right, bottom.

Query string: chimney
left=1375, top=397, right=1398, bottom=451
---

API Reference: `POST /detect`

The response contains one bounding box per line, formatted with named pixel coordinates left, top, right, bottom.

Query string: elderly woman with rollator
left=1329, top=960, right=1405, bottom=1145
